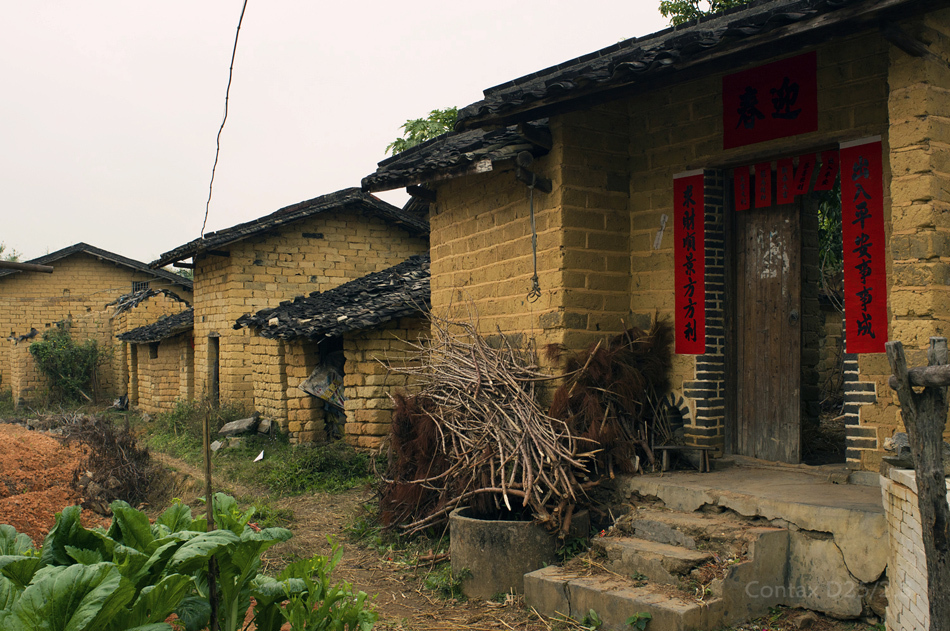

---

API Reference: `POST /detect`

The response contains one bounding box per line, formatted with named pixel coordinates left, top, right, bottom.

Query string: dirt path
left=154, top=451, right=548, bottom=631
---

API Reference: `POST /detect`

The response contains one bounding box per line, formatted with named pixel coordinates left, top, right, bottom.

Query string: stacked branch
left=381, top=315, right=599, bottom=536
left=547, top=321, right=675, bottom=476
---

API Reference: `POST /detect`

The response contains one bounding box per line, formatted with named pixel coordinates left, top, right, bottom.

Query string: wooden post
left=0, top=261, right=53, bottom=273
left=202, top=406, right=219, bottom=631
left=885, top=338, right=950, bottom=631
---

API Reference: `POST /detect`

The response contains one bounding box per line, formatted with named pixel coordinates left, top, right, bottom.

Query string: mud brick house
left=116, top=305, right=195, bottom=415
left=0, top=243, right=193, bottom=402
left=363, top=0, right=950, bottom=472
left=236, top=254, right=429, bottom=447
left=150, top=188, right=428, bottom=437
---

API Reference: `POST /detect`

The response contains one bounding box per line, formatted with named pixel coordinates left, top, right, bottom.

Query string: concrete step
left=592, top=536, right=714, bottom=585
left=615, top=506, right=762, bottom=558
left=524, top=565, right=725, bottom=631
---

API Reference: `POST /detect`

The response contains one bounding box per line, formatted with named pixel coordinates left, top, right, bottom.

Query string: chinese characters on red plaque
left=734, top=168, right=751, bottom=211
left=674, top=170, right=705, bottom=354
left=754, top=162, right=772, bottom=208
left=840, top=138, right=887, bottom=353
left=776, top=158, right=795, bottom=204
left=723, top=52, right=818, bottom=150
left=814, top=151, right=840, bottom=191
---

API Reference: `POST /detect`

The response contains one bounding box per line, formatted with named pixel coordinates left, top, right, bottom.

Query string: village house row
left=3, top=0, right=950, bottom=469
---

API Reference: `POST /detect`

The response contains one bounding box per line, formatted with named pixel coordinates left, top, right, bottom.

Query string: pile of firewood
left=379, top=315, right=674, bottom=536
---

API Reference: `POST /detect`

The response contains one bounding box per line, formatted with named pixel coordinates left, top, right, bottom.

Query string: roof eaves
left=455, top=0, right=926, bottom=131
left=152, top=189, right=427, bottom=268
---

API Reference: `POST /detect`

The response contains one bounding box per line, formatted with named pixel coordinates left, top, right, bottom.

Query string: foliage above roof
left=362, top=121, right=550, bottom=193
left=0, top=242, right=193, bottom=290
left=117, top=308, right=194, bottom=343
left=236, top=255, right=430, bottom=341
left=152, top=188, right=429, bottom=267
left=456, top=0, right=931, bottom=130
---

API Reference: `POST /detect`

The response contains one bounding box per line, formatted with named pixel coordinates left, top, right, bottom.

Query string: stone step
left=524, top=565, right=725, bottom=631
left=592, top=536, right=714, bottom=585
left=616, top=506, right=761, bottom=557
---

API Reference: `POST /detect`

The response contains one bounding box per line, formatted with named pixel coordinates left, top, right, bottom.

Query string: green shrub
left=0, top=494, right=376, bottom=631
left=28, top=322, right=108, bottom=403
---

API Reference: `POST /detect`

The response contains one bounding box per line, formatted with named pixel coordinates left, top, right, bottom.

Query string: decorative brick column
left=683, top=170, right=726, bottom=452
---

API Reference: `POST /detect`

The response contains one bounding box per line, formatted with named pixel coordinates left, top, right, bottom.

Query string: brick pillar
left=683, top=170, right=726, bottom=452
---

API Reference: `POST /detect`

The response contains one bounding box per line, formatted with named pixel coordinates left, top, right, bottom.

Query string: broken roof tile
left=236, top=255, right=429, bottom=341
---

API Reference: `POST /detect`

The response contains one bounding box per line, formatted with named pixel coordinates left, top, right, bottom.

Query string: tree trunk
left=885, top=338, right=950, bottom=631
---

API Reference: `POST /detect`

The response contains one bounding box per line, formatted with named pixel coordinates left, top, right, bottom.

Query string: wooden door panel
left=735, top=201, right=801, bottom=463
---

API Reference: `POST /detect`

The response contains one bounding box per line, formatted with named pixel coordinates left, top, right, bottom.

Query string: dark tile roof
left=108, top=288, right=191, bottom=317
left=235, top=255, right=429, bottom=341
left=117, top=308, right=194, bottom=343
left=456, top=0, right=930, bottom=130
left=0, top=242, right=193, bottom=290
left=362, top=121, right=550, bottom=192
left=153, top=188, right=429, bottom=267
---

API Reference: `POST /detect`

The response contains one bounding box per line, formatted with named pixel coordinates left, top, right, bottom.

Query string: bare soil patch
left=0, top=422, right=108, bottom=542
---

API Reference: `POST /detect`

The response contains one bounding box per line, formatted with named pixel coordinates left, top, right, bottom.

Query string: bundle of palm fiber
left=547, top=320, right=675, bottom=477
left=378, top=315, right=599, bottom=536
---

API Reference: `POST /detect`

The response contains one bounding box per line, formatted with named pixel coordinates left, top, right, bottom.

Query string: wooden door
left=735, top=198, right=802, bottom=463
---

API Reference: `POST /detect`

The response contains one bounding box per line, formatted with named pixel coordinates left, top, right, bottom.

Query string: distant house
left=363, top=0, right=950, bottom=471
left=237, top=254, right=430, bottom=447
left=116, top=306, right=195, bottom=415
left=149, top=188, right=429, bottom=441
left=0, top=242, right=192, bottom=403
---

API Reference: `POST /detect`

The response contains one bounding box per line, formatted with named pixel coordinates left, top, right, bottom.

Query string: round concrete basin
left=449, top=506, right=586, bottom=599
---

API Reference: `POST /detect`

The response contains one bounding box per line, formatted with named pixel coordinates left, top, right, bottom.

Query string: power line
left=200, top=0, right=250, bottom=240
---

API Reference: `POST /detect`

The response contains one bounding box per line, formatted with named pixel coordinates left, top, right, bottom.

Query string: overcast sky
left=2, top=1, right=669, bottom=264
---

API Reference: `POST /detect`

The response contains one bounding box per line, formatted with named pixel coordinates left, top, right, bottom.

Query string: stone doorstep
left=617, top=506, right=758, bottom=557
left=593, top=536, right=714, bottom=585
left=524, top=566, right=724, bottom=631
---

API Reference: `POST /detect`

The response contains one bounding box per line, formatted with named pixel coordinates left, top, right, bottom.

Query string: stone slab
left=524, top=566, right=724, bottom=631
left=613, top=467, right=887, bottom=583
left=594, top=537, right=713, bottom=584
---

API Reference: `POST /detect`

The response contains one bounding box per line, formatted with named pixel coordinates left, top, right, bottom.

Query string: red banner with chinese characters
left=840, top=138, right=887, bottom=353
left=674, top=170, right=705, bottom=354
left=776, top=158, right=795, bottom=204
left=755, top=162, right=772, bottom=208
left=814, top=151, right=840, bottom=191
left=734, top=168, right=751, bottom=211
left=723, top=51, right=818, bottom=150
left=794, top=153, right=816, bottom=195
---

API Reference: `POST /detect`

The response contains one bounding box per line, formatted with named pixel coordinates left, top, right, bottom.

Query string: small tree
left=386, top=107, right=458, bottom=155
left=659, top=0, right=751, bottom=25
left=29, top=321, right=105, bottom=402
left=0, top=242, right=21, bottom=262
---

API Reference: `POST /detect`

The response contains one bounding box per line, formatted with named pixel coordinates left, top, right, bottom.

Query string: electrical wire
left=200, top=0, right=250, bottom=240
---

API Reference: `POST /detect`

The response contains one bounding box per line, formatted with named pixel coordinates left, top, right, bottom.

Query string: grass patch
left=139, top=400, right=376, bottom=497
left=0, top=388, right=14, bottom=417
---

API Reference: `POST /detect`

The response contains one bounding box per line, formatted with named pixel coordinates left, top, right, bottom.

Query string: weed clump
left=67, top=414, right=160, bottom=513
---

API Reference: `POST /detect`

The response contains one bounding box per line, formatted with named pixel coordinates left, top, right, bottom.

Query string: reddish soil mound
left=0, top=423, right=107, bottom=543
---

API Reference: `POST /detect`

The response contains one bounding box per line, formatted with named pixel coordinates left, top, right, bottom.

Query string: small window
left=133, top=281, right=150, bottom=292
left=148, top=342, right=159, bottom=359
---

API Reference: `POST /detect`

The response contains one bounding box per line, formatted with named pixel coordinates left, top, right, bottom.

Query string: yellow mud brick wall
left=192, top=210, right=427, bottom=419
left=8, top=342, right=43, bottom=405
left=111, top=291, right=191, bottom=401
left=130, top=335, right=193, bottom=415
left=0, top=252, right=190, bottom=393
left=430, top=102, right=632, bottom=399
left=861, top=8, right=950, bottom=470
left=342, top=317, right=428, bottom=449
left=284, top=340, right=326, bottom=445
